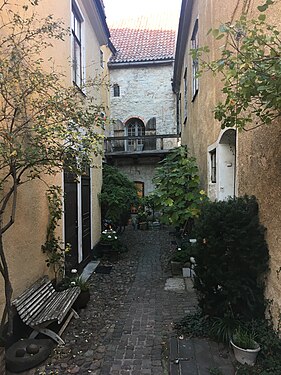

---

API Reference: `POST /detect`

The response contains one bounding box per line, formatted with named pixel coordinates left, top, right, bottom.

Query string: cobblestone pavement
left=8, top=227, right=199, bottom=375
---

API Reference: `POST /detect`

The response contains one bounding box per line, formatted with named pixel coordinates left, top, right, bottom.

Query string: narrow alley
left=8, top=227, right=235, bottom=375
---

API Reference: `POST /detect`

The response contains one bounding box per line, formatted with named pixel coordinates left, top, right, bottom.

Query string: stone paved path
left=98, top=228, right=197, bottom=375
left=7, top=227, right=234, bottom=375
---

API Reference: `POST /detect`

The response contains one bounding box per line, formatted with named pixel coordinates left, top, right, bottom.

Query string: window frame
left=100, top=49, right=104, bottom=68
left=183, top=67, right=188, bottom=123
left=71, top=2, right=84, bottom=88
left=210, top=149, right=217, bottom=183
left=191, top=19, right=199, bottom=101
left=113, top=84, right=120, bottom=97
left=126, top=119, right=145, bottom=151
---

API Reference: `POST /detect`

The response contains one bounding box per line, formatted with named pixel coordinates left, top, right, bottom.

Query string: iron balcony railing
left=104, top=134, right=180, bottom=154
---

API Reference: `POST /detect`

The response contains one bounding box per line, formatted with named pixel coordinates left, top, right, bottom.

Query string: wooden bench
left=12, top=276, right=81, bottom=345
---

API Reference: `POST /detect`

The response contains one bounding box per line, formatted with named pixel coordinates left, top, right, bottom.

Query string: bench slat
left=33, top=287, right=80, bottom=325
left=12, top=276, right=81, bottom=345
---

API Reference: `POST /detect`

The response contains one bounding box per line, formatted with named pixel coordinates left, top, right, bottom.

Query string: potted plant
left=68, top=270, right=90, bottom=309
left=98, top=229, right=121, bottom=260
left=56, top=270, right=90, bottom=309
left=230, top=327, right=260, bottom=366
left=72, top=276, right=90, bottom=310
left=137, top=210, right=148, bottom=230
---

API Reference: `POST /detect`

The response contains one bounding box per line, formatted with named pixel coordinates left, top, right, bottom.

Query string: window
left=210, top=149, right=216, bottom=183
left=183, top=67, right=188, bottom=123
left=126, top=118, right=145, bottom=151
left=100, top=49, right=104, bottom=68
left=191, top=19, right=199, bottom=100
left=113, top=84, right=120, bottom=97
left=72, top=2, right=83, bottom=87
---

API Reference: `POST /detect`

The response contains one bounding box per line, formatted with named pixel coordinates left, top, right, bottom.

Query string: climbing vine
left=42, top=186, right=70, bottom=284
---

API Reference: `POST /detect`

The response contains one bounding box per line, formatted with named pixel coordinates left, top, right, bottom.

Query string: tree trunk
left=0, top=231, right=13, bottom=338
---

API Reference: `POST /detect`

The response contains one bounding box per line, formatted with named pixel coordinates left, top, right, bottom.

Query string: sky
left=103, top=0, right=182, bottom=30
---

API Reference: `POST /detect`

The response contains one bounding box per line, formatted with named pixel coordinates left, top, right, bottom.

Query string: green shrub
left=193, top=196, right=269, bottom=320
left=99, top=165, right=139, bottom=228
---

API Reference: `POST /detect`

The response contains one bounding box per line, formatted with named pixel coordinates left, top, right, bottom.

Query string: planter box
left=139, top=222, right=148, bottom=230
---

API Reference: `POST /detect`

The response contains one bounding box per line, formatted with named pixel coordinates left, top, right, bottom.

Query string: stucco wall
left=0, top=0, right=106, bottom=317
left=177, top=0, right=281, bottom=326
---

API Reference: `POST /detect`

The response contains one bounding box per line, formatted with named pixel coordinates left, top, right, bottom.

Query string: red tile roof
left=109, top=16, right=177, bottom=64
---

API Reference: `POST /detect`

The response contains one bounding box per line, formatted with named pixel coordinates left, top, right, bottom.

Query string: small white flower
left=102, top=231, right=106, bottom=234
left=71, top=281, right=76, bottom=286
left=114, top=236, right=118, bottom=240
left=108, top=235, right=112, bottom=238
left=177, top=247, right=182, bottom=251
left=71, top=269, right=78, bottom=274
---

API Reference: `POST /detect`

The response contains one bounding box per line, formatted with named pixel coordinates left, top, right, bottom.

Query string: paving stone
left=13, top=227, right=234, bottom=375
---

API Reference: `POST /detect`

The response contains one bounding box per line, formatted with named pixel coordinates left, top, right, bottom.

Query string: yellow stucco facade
left=0, top=0, right=112, bottom=318
left=174, top=0, right=281, bottom=326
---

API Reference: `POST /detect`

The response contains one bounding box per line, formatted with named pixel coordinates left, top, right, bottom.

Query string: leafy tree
left=99, top=165, right=139, bottom=229
left=151, top=146, right=207, bottom=229
left=0, top=1, right=106, bottom=337
left=196, top=3, right=281, bottom=130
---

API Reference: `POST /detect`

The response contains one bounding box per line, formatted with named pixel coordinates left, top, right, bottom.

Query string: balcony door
left=126, top=118, right=145, bottom=151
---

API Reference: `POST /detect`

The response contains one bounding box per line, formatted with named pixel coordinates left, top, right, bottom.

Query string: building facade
left=173, top=0, right=281, bottom=326
left=0, top=0, right=112, bottom=315
left=105, top=18, right=179, bottom=196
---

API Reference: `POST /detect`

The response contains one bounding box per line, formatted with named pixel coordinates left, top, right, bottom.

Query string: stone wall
left=109, top=63, right=177, bottom=135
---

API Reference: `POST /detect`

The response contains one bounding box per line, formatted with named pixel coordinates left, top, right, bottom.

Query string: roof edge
left=108, top=59, right=174, bottom=69
left=172, top=0, right=193, bottom=93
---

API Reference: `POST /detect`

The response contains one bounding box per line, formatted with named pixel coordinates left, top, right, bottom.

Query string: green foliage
left=232, top=326, right=257, bottom=350
left=151, top=146, right=207, bottom=228
left=57, top=272, right=89, bottom=292
left=198, top=9, right=281, bottom=130
left=41, top=186, right=70, bottom=283
left=99, top=165, right=139, bottom=226
left=174, top=310, right=212, bottom=338
left=171, top=242, right=196, bottom=264
left=210, top=315, right=241, bottom=344
left=100, top=229, right=119, bottom=244
left=193, top=196, right=269, bottom=319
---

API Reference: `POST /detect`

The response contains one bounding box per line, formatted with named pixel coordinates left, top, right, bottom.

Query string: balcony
left=104, top=134, right=180, bottom=160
